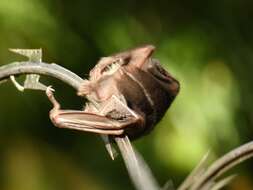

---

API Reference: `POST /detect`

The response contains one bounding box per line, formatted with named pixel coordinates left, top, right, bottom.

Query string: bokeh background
left=0, top=0, right=253, bottom=189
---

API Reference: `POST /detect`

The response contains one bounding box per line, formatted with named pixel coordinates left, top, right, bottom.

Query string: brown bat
left=46, top=45, right=179, bottom=156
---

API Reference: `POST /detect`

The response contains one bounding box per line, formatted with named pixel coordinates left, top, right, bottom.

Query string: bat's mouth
left=101, top=60, right=122, bottom=75
left=148, top=59, right=180, bottom=96
left=151, top=60, right=172, bottom=81
left=144, top=59, right=170, bottom=81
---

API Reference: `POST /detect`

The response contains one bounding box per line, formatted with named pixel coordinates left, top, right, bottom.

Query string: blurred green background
left=0, top=0, right=253, bottom=189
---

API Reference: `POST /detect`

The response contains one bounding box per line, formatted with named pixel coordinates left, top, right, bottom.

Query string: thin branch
left=115, top=136, right=160, bottom=190
left=178, top=152, right=210, bottom=190
left=190, top=141, right=253, bottom=190
left=210, top=175, right=236, bottom=190
left=0, top=61, right=160, bottom=190
left=0, top=61, right=83, bottom=89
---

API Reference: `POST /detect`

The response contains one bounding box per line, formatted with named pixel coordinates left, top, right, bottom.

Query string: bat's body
left=46, top=45, right=179, bottom=143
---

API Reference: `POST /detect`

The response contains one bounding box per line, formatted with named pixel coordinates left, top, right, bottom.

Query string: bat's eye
left=101, top=58, right=125, bottom=75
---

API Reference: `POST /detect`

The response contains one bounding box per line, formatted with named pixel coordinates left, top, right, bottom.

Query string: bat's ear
left=130, top=45, right=155, bottom=68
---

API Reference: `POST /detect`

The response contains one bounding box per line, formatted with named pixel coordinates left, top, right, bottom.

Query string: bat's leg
left=45, top=87, right=139, bottom=135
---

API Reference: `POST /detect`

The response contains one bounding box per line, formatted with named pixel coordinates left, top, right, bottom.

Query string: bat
left=45, top=45, right=180, bottom=158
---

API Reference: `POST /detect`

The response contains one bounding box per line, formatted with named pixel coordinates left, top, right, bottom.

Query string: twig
left=190, top=141, right=253, bottom=190
left=209, top=175, right=236, bottom=190
left=178, top=152, right=210, bottom=190
left=0, top=61, right=160, bottom=190
left=0, top=61, right=83, bottom=89
left=115, top=136, right=160, bottom=190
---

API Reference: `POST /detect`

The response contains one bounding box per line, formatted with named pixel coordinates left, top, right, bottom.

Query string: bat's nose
left=137, top=45, right=155, bottom=57
left=131, top=45, right=155, bottom=68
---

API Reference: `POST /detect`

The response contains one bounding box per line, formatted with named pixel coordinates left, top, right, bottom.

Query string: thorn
left=9, top=48, right=42, bottom=62
left=101, top=135, right=118, bottom=160
left=9, top=48, right=47, bottom=91
left=10, top=75, right=25, bottom=91
left=105, top=142, right=118, bottom=160
left=24, top=74, right=48, bottom=91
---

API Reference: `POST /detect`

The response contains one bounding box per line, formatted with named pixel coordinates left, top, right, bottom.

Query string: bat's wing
left=46, top=88, right=142, bottom=159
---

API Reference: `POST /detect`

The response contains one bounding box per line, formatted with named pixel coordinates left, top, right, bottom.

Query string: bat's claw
left=46, top=85, right=55, bottom=96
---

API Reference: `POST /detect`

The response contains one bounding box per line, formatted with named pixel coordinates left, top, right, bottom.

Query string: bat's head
left=91, top=45, right=179, bottom=96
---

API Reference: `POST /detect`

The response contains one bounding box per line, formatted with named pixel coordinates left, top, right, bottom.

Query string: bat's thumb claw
left=46, top=85, right=55, bottom=96
left=45, top=86, right=60, bottom=109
